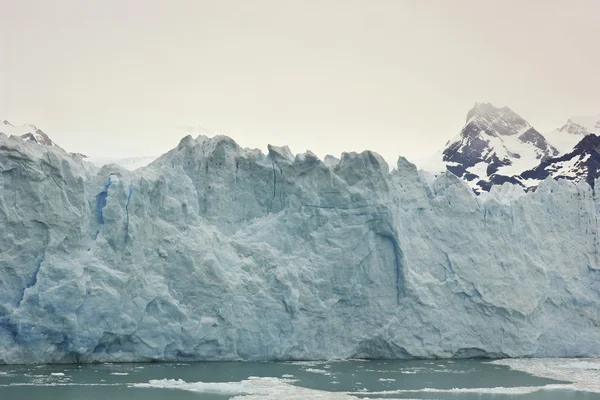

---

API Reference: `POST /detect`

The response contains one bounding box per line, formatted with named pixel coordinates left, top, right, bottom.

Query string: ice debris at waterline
left=134, top=362, right=600, bottom=400
left=491, top=358, right=600, bottom=393
left=135, top=377, right=550, bottom=400
left=1, top=132, right=600, bottom=364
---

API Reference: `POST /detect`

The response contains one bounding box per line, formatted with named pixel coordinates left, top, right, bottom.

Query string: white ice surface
left=134, top=378, right=255, bottom=395
left=87, top=156, right=157, bottom=171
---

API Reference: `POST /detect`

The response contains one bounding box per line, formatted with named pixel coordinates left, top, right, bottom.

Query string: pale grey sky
left=1, top=0, right=599, bottom=162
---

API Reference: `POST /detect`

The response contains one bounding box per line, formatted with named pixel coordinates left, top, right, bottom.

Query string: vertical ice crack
left=17, top=249, right=46, bottom=305
left=95, top=177, right=112, bottom=225
left=94, top=176, right=112, bottom=240
left=380, top=234, right=404, bottom=306
left=269, top=161, right=282, bottom=212
left=392, top=239, right=403, bottom=306
left=271, top=164, right=277, bottom=209
left=124, top=183, right=133, bottom=239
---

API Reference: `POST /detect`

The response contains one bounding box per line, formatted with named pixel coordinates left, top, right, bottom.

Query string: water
left=1, top=358, right=599, bottom=399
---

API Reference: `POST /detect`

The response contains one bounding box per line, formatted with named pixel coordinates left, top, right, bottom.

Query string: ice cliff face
left=1, top=132, right=600, bottom=364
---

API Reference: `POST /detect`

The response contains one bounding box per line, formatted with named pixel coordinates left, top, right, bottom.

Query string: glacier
left=1, top=132, right=600, bottom=364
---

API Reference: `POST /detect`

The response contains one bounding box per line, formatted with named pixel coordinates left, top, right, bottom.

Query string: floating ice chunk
left=134, top=379, right=254, bottom=395
left=304, top=368, right=332, bottom=376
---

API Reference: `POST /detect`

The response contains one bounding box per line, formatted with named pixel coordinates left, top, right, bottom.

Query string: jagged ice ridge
left=1, top=131, right=600, bottom=364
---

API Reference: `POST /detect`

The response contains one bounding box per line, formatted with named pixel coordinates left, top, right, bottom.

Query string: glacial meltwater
left=1, top=358, right=599, bottom=399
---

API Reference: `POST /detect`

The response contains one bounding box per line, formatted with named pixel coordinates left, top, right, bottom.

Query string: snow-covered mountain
left=439, top=103, right=558, bottom=192
left=1, top=120, right=158, bottom=171
left=544, top=113, right=600, bottom=154
left=1, top=120, right=59, bottom=147
left=6, top=111, right=600, bottom=193
left=416, top=105, right=600, bottom=193
left=520, top=134, right=600, bottom=189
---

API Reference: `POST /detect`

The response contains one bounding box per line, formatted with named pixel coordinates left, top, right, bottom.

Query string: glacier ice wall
left=1, top=133, right=600, bottom=364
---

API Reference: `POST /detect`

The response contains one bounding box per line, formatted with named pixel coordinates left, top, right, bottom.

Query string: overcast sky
left=1, top=0, right=599, bottom=162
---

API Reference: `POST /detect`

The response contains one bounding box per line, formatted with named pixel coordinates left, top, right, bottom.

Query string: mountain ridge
left=520, top=133, right=600, bottom=189
left=441, top=103, right=558, bottom=192
left=4, top=108, right=599, bottom=192
left=1, top=120, right=59, bottom=148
